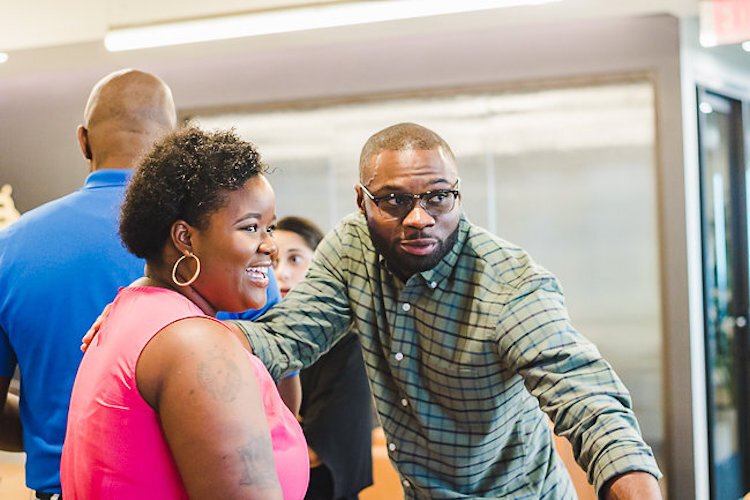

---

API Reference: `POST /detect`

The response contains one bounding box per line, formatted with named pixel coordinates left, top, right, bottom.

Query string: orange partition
left=552, top=429, right=596, bottom=500
left=360, top=427, right=404, bottom=500
left=0, top=454, right=30, bottom=500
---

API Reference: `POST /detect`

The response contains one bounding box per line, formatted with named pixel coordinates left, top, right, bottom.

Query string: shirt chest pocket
left=421, top=352, right=506, bottom=415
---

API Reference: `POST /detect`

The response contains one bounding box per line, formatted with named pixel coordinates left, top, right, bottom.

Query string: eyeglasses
left=359, top=179, right=460, bottom=220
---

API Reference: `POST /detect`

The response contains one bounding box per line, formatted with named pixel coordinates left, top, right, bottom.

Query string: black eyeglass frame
left=359, top=179, right=461, bottom=220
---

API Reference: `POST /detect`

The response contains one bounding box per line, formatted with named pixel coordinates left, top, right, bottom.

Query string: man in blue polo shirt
left=0, top=68, right=177, bottom=499
left=0, top=68, right=279, bottom=499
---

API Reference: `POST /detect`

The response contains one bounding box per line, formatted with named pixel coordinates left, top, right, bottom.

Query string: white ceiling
left=0, top=0, right=698, bottom=111
left=2, top=0, right=698, bottom=53
left=1, top=0, right=338, bottom=52
left=0, top=3, right=693, bottom=212
left=0, top=0, right=700, bottom=106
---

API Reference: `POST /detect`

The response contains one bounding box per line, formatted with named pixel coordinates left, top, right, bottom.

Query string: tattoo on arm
left=236, top=435, right=280, bottom=488
left=196, top=355, right=242, bottom=402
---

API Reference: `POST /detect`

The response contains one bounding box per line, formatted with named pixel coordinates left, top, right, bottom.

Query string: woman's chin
left=218, top=295, right=267, bottom=314
left=243, top=298, right=267, bottom=312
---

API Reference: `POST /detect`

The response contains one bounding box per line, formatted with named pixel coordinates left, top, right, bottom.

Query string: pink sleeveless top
left=61, top=286, right=309, bottom=499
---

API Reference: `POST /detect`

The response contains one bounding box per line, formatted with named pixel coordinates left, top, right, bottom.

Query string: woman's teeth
left=246, top=266, right=269, bottom=279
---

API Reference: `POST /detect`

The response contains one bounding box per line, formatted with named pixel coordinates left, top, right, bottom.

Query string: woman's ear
left=170, top=220, right=195, bottom=255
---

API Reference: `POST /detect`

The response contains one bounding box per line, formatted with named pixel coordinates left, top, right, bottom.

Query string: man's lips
left=399, top=238, right=438, bottom=256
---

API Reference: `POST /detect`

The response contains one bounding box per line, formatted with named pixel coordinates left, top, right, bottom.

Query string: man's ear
left=170, top=220, right=195, bottom=255
left=77, top=125, right=92, bottom=160
left=355, top=184, right=366, bottom=215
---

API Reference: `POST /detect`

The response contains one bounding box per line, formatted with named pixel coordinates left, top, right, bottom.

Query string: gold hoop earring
left=172, top=252, right=201, bottom=287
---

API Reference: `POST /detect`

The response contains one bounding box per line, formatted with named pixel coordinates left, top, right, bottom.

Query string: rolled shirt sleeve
left=236, top=225, right=355, bottom=380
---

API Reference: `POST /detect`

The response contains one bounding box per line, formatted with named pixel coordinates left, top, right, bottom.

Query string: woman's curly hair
left=120, top=126, right=268, bottom=260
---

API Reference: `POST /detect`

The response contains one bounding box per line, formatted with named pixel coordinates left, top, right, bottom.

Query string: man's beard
left=367, top=222, right=460, bottom=281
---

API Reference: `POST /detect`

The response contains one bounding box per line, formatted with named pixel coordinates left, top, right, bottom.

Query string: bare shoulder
left=145, top=316, right=247, bottom=365
left=135, top=316, right=283, bottom=498
left=159, top=316, right=241, bottom=345
left=136, top=316, right=250, bottom=407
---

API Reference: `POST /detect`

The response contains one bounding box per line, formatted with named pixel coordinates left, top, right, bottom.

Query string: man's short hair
left=359, top=122, right=455, bottom=181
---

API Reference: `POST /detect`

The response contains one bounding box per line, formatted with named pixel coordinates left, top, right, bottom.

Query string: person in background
left=61, top=127, right=308, bottom=499
left=0, top=69, right=177, bottom=500
left=274, top=216, right=373, bottom=500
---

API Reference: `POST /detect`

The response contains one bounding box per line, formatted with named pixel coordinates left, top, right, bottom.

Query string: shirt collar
left=375, top=213, right=470, bottom=288
left=83, top=169, right=133, bottom=189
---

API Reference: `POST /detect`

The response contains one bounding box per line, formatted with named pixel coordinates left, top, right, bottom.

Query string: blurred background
left=1, top=1, right=749, bottom=498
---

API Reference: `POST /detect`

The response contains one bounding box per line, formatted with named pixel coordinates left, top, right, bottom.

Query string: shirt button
left=388, top=442, right=396, bottom=452
left=401, top=303, right=411, bottom=312
left=429, top=281, right=438, bottom=288
left=400, top=398, right=408, bottom=407
left=394, top=352, right=404, bottom=361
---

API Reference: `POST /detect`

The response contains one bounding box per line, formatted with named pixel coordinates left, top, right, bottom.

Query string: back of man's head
left=78, top=69, right=177, bottom=171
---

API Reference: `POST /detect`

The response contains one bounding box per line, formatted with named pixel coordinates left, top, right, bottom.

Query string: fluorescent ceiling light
left=105, top=0, right=563, bottom=52
left=0, top=53, right=8, bottom=64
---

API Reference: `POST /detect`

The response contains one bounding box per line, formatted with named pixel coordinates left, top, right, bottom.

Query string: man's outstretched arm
left=496, top=274, right=662, bottom=496
left=233, top=224, right=356, bottom=380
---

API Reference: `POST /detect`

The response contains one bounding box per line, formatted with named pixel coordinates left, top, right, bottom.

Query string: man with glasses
left=235, top=122, right=662, bottom=499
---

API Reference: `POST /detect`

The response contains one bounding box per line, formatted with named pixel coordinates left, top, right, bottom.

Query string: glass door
left=697, top=88, right=750, bottom=500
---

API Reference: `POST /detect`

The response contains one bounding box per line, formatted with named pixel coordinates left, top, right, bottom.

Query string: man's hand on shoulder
left=603, top=471, right=662, bottom=500
left=80, top=302, right=112, bottom=351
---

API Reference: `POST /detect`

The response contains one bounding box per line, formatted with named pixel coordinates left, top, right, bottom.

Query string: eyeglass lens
left=377, top=191, right=457, bottom=218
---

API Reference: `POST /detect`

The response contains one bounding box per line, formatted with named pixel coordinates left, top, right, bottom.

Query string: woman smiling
left=61, top=127, right=308, bottom=499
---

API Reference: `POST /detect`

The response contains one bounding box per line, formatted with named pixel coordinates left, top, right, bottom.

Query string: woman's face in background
left=272, top=230, right=315, bottom=297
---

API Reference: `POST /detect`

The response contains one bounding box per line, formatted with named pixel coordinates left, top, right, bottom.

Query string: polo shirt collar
left=83, top=169, right=133, bottom=189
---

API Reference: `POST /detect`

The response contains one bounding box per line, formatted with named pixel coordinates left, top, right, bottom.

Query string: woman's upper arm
left=137, top=317, right=282, bottom=500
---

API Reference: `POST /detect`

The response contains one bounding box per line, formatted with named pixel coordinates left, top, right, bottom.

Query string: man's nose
left=402, top=201, right=435, bottom=229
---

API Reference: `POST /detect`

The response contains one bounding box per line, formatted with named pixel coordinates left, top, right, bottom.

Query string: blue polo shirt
left=0, top=169, right=279, bottom=493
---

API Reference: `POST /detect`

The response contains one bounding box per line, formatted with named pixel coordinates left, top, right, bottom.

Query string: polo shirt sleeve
left=236, top=224, right=354, bottom=380
left=0, top=324, right=16, bottom=377
left=495, top=271, right=662, bottom=496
